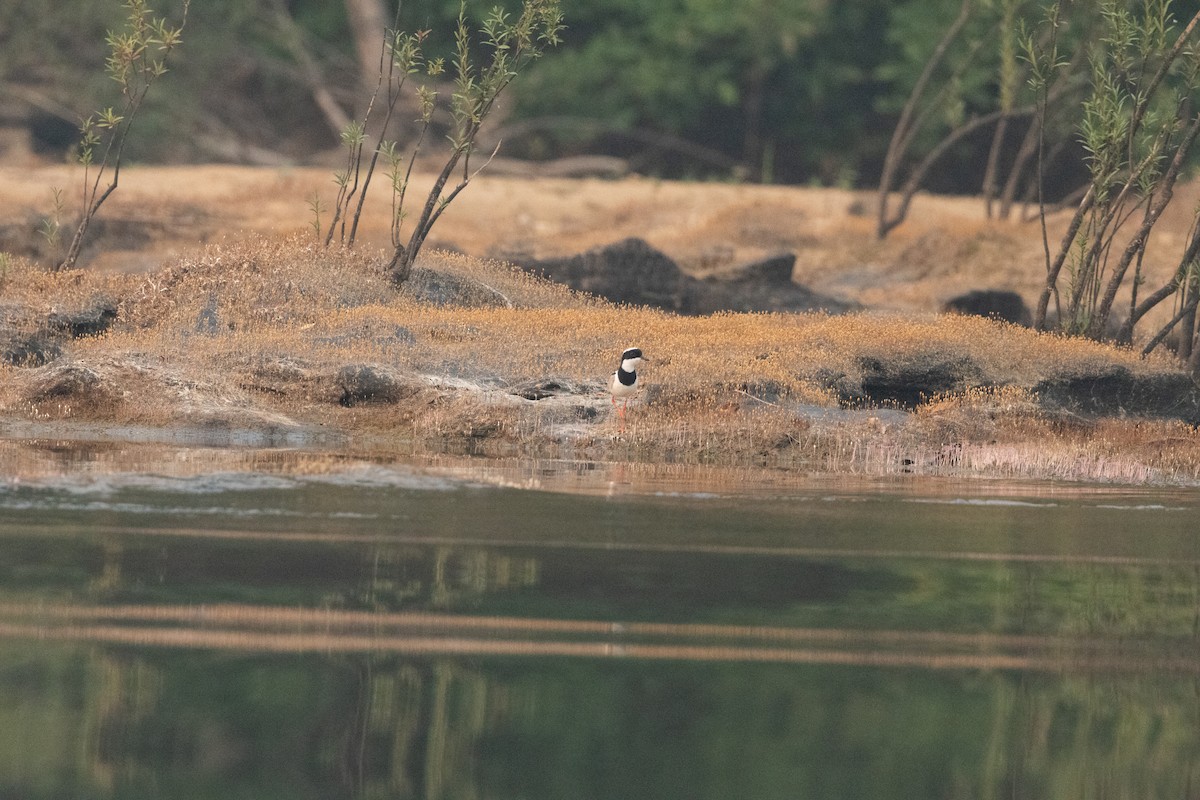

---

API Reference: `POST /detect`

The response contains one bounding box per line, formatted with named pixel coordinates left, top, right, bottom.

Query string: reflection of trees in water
left=5, top=647, right=1200, bottom=799
left=980, top=673, right=1200, bottom=800
left=1003, top=560, right=1200, bottom=639
left=285, top=657, right=500, bottom=799
left=89, top=653, right=165, bottom=792
left=27, top=535, right=542, bottom=614
left=72, top=649, right=501, bottom=799
left=70, top=538, right=543, bottom=795
left=881, top=558, right=1200, bottom=641
left=360, top=545, right=540, bottom=611
left=43, top=531, right=1200, bottom=642
left=334, top=658, right=496, bottom=799
left=6, top=526, right=1200, bottom=796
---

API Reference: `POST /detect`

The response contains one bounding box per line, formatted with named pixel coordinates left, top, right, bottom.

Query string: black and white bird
left=610, top=347, right=646, bottom=422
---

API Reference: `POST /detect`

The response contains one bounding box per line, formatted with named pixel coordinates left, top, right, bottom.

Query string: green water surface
left=0, top=456, right=1198, bottom=799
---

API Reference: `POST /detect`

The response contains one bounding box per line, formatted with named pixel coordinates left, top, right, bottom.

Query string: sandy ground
left=7, top=162, right=1198, bottom=326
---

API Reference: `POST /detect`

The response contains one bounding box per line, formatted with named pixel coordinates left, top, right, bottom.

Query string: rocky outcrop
left=690, top=252, right=854, bottom=315
left=518, top=238, right=689, bottom=311
left=942, top=290, right=1032, bottom=326
left=2, top=330, right=62, bottom=367
left=28, top=363, right=112, bottom=407
left=1, top=298, right=118, bottom=367
left=816, top=354, right=985, bottom=409
left=47, top=301, right=118, bottom=338
left=1032, top=367, right=1200, bottom=425
left=336, top=365, right=424, bottom=407
left=816, top=354, right=1200, bottom=423
left=514, top=238, right=852, bottom=315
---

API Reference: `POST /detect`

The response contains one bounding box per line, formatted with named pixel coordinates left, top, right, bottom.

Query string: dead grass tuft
left=0, top=254, right=134, bottom=318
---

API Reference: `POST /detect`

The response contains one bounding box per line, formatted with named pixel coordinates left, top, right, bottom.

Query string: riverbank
left=2, top=167, right=1199, bottom=485
left=2, top=236, right=1199, bottom=485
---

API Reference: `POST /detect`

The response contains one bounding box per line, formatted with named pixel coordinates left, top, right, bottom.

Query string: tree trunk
left=876, top=0, right=974, bottom=239
left=344, top=0, right=389, bottom=102
left=1189, top=314, right=1200, bottom=374
left=998, top=116, right=1038, bottom=220
left=741, top=67, right=767, bottom=182
left=1179, top=279, right=1197, bottom=362
left=271, top=0, right=351, bottom=137
left=1088, top=112, right=1200, bottom=339
left=982, top=115, right=1009, bottom=219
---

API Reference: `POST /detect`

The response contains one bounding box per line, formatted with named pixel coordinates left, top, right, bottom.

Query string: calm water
left=1, top=442, right=1199, bottom=799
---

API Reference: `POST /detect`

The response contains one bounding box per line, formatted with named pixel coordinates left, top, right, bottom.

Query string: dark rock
left=519, top=237, right=689, bottom=311
left=336, top=365, right=421, bottom=407
left=516, top=238, right=852, bottom=315
left=1033, top=367, right=1200, bottom=424
left=723, top=253, right=796, bottom=284
left=510, top=378, right=593, bottom=400
left=29, top=111, right=78, bottom=156
left=2, top=298, right=117, bottom=368
left=47, top=299, right=118, bottom=338
left=942, top=290, right=1032, bottom=327
left=28, top=363, right=113, bottom=406
left=2, top=331, right=61, bottom=367
left=811, top=368, right=856, bottom=401
left=824, top=355, right=984, bottom=408
left=821, top=355, right=1200, bottom=422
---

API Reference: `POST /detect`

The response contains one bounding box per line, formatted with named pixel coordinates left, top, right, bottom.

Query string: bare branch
left=877, top=0, right=974, bottom=239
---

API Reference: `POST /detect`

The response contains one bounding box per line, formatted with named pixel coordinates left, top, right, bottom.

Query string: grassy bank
left=2, top=236, right=1199, bottom=485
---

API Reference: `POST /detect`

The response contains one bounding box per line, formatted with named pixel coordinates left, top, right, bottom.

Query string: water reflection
left=1, top=440, right=1199, bottom=798
left=3, top=647, right=1199, bottom=800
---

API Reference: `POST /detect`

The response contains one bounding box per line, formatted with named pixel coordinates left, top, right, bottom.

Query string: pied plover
left=610, top=347, right=646, bottom=422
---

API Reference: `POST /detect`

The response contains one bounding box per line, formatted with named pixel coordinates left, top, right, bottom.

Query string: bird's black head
left=621, top=347, right=643, bottom=361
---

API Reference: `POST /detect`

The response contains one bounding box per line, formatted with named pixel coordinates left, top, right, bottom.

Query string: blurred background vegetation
left=1, top=0, right=1199, bottom=192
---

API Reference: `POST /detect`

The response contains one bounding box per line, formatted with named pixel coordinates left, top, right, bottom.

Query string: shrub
left=56, top=0, right=190, bottom=271
left=322, top=0, right=563, bottom=286
left=1025, top=0, right=1200, bottom=358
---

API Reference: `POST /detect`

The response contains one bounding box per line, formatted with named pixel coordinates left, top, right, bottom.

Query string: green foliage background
left=3, top=0, right=1200, bottom=187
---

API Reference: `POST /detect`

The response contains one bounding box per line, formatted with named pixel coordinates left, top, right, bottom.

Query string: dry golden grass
left=2, top=235, right=1198, bottom=484
left=3, top=163, right=1196, bottom=333
left=3, top=163, right=1200, bottom=484
left=905, top=387, right=1200, bottom=483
